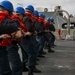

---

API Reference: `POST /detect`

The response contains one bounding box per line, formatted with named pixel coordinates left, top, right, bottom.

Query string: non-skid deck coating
left=21, top=40, right=75, bottom=75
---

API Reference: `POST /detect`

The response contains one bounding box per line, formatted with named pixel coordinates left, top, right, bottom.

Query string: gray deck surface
left=21, top=40, right=75, bottom=75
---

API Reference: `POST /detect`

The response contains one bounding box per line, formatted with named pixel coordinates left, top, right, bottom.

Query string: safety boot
left=28, top=68, right=34, bottom=75
left=48, top=45, right=55, bottom=53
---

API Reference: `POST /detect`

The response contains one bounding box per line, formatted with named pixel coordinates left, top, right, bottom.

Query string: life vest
left=0, top=11, right=11, bottom=22
left=11, top=14, right=28, bottom=43
left=50, top=21, right=53, bottom=25
left=26, top=12, right=36, bottom=23
left=33, top=16, right=38, bottom=22
left=38, top=17, right=45, bottom=30
left=12, top=14, right=28, bottom=32
left=44, top=20, right=48, bottom=30
left=25, top=12, right=31, bottom=20
left=0, top=12, right=12, bottom=46
left=26, top=12, right=32, bottom=18
left=38, top=17, right=44, bottom=24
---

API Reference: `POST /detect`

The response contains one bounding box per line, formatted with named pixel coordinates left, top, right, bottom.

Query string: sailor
left=49, top=18, right=56, bottom=47
left=37, top=13, right=46, bottom=57
left=21, top=5, right=41, bottom=75
left=7, top=6, right=28, bottom=75
left=44, top=17, right=55, bottom=52
left=0, top=1, right=22, bottom=75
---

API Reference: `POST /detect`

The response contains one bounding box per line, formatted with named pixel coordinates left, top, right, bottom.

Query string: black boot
left=28, top=72, right=34, bottom=75
left=41, top=51, right=46, bottom=55
left=48, top=49, right=55, bottom=53
left=51, top=42, right=57, bottom=47
left=33, top=67, right=41, bottom=73
left=36, top=58, right=40, bottom=61
left=28, top=68, right=34, bottom=75
left=22, top=63, right=29, bottom=72
left=48, top=45, right=55, bottom=53
left=38, top=54, right=45, bottom=58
